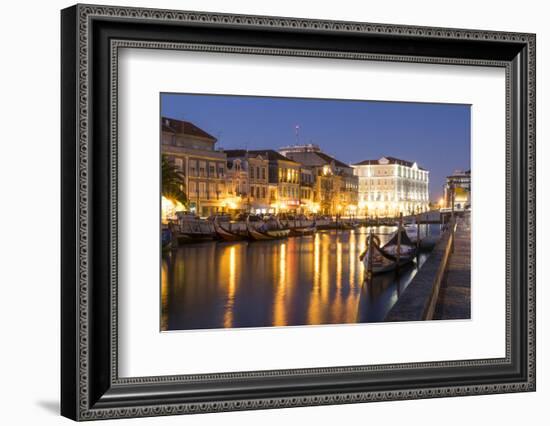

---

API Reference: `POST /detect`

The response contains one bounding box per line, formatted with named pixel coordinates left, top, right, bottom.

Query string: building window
left=175, top=157, right=184, bottom=171
left=199, top=182, right=206, bottom=198
left=261, top=168, right=266, bottom=180
left=218, top=166, right=224, bottom=177
left=250, top=166, right=255, bottom=179
left=209, top=183, right=216, bottom=199
left=209, top=165, right=215, bottom=177
left=189, top=161, right=197, bottom=176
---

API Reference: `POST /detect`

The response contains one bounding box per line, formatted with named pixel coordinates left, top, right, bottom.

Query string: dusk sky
left=161, top=93, right=471, bottom=202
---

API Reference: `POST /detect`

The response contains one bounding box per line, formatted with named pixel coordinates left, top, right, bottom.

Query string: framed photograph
left=61, top=4, right=536, bottom=421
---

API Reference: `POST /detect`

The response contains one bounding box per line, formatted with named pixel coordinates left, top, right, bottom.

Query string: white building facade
left=351, top=156, right=429, bottom=217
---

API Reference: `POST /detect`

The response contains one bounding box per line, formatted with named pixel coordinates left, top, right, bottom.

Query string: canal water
left=161, top=224, right=441, bottom=331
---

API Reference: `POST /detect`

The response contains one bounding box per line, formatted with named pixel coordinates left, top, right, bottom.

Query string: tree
left=162, top=155, right=187, bottom=207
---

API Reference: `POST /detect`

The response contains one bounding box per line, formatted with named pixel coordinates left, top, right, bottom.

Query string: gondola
left=213, top=216, right=247, bottom=242
left=246, top=216, right=290, bottom=241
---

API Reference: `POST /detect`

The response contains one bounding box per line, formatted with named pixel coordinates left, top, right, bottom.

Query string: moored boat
left=246, top=216, right=290, bottom=241
left=339, top=220, right=359, bottom=230
left=380, top=227, right=417, bottom=262
left=359, top=230, right=414, bottom=276
left=288, top=221, right=316, bottom=237
left=213, top=217, right=247, bottom=242
left=176, top=218, right=215, bottom=243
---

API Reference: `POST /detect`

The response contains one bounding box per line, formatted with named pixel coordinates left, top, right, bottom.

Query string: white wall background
left=0, top=0, right=546, bottom=424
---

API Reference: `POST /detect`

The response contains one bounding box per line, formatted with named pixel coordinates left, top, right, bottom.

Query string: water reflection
left=161, top=225, right=440, bottom=331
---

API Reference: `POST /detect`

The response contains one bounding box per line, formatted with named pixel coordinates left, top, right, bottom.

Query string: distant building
left=224, top=150, right=270, bottom=214
left=246, top=150, right=301, bottom=213
left=279, top=144, right=358, bottom=216
left=161, top=117, right=227, bottom=217
left=351, top=156, right=429, bottom=217
left=445, top=170, right=471, bottom=209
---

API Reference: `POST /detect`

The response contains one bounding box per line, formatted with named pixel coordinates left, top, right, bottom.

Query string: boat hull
left=247, top=227, right=290, bottom=241
left=213, top=219, right=247, bottom=242
left=176, top=233, right=214, bottom=244
left=288, top=226, right=316, bottom=237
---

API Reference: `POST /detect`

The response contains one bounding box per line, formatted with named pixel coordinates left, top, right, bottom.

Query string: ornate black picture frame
left=61, top=4, right=536, bottom=421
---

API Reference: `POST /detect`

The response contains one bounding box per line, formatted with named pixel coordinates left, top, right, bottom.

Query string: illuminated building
left=444, top=170, right=471, bottom=209
left=351, top=156, right=429, bottom=217
left=279, top=144, right=358, bottom=215
left=246, top=150, right=301, bottom=213
left=299, top=167, right=317, bottom=214
left=161, top=117, right=227, bottom=217
left=224, top=150, right=270, bottom=214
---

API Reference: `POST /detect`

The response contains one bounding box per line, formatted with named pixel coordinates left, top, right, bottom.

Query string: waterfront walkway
left=434, top=214, right=471, bottom=320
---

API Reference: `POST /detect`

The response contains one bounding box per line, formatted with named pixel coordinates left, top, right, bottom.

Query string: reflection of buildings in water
left=161, top=226, right=438, bottom=330
left=273, top=243, right=287, bottom=327
left=223, top=246, right=237, bottom=328
left=160, top=259, right=170, bottom=331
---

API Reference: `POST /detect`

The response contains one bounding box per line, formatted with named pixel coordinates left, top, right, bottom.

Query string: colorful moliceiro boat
left=246, top=216, right=290, bottom=241
left=380, top=228, right=417, bottom=261
left=212, top=217, right=247, bottom=242
left=359, top=229, right=416, bottom=275
left=288, top=221, right=316, bottom=237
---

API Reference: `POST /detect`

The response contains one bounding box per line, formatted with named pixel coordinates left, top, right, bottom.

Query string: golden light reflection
left=321, top=235, right=329, bottom=304
left=160, top=261, right=169, bottom=331
left=336, top=241, right=342, bottom=289
left=273, top=243, right=287, bottom=326
left=163, top=223, right=423, bottom=331
left=330, top=239, right=344, bottom=323
left=313, top=233, right=321, bottom=292
left=307, top=233, right=322, bottom=325
left=223, top=246, right=237, bottom=328
left=349, top=230, right=356, bottom=288
left=357, top=229, right=366, bottom=281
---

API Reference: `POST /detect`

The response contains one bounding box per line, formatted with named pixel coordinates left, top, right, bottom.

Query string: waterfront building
left=444, top=170, right=471, bottom=210
left=247, top=150, right=301, bottom=213
left=351, top=156, right=429, bottom=217
left=161, top=117, right=227, bottom=217
left=279, top=144, right=358, bottom=216
left=299, top=167, right=317, bottom=214
left=224, top=150, right=270, bottom=214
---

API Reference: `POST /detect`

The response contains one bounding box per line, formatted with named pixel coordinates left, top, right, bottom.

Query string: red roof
left=161, top=117, right=217, bottom=141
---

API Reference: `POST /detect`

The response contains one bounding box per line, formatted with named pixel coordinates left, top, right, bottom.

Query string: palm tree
left=162, top=155, right=187, bottom=207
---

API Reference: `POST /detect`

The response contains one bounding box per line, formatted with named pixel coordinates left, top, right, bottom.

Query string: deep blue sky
left=161, top=93, right=470, bottom=201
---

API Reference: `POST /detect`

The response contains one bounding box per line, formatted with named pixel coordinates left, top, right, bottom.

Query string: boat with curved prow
left=213, top=216, right=247, bottom=242
left=288, top=220, right=316, bottom=237
left=380, top=227, right=417, bottom=262
left=359, top=230, right=414, bottom=275
left=246, top=216, right=290, bottom=241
